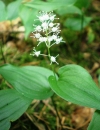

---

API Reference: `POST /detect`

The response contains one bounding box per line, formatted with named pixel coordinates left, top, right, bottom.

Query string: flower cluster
left=30, top=11, right=64, bottom=64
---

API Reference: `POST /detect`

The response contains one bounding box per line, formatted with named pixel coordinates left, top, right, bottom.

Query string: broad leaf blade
left=88, top=110, right=100, bottom=130
left=0, top=1, right=6, bottom=21
left=19, top=5, right=38, bottom=38
left=6, top=0, right=22, bottom=20
left=49, top=64, right=100, bottom=109
left=0, top=119, right=10, bottom=130
left=0, top=64, right=53, bottom=99
left=64, top=16, right=92, bottom=31
left=25, top=1, right=57, bottom=11
left=57, top=5, right=82, bottom=15
left=25, top=0, right=77, bottom=11
left=0, top=89, right=32, bottom=130
left=74, top=0, right=91, bottom=9
left=52, top=0, right=77, bottom=6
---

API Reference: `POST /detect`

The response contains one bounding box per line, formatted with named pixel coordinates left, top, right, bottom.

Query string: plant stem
left=45, top=28, right=62, bottom=129
left=47, top=46, right=50, bottom=58
left=0, top=34, right=6, bottom=64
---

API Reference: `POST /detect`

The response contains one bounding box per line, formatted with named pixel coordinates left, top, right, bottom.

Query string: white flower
left=30, top=48, right=40, bottom=57
left=49, top=15, right=56, bottom=21
left=38, top=16, right=45, bottom=22
left=52, top=34, right=58, bottom=40
left=37, top=37, right=44, bottom=46
left=48, top=36, right=53, bottom=42
left=34, top=51, right=40, bottom=57
left=43, top=37, right=47, bottom=42
left=38, top=37, right=47, bottom=42
left=35, top=11, right=59, bottom=23
left=34, top=25, right=42, bottom=32
left=55, top=37, right=63, bottom=44
left=37, top=37, right=47, bottom=46
left=43, top=14, right=49, bottom=21
left=50, top=54, right=59, bottom=64
left=49, top=22, right=54, bottom=27
left=37, top=12, right=50, bottom=22
left=52, top=27, right=58, bottom=32
left=39, top=37, right=44, bottom=42
left=41, top=22, right=48, bottom=31
left=34, top=33, right=41, bottom=38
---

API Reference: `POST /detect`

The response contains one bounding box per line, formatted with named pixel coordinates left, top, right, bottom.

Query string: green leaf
left=25, top=0, right=56, bottom=11
left=52, top=0, right=77, bottom=5
left=19, top=4, right=38, bottom=38
left=0, top=89, right=32, bottom=130
left=56, top=5, right=82, bottom=15
left=6, top=0, right=22, bottom=20
left=1, top=0, right=14, bottom=6
left=88, top=110, right=100, bottom=130
left=99, top=75, right=100, bottom=87
left=25, top=0, right=77, bottom=11
left=0, top=64, right=54, bottom=99
left=0, top=1, right=6, bottom=21
left=74, top=0, right=91, bottom=9
left=64, top=16, right=92, bottom=31
left=49, top=64, right=100, bottom=109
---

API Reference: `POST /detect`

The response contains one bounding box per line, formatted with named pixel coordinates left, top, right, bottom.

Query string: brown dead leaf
left=71, top=107, right=93, bottom=129
left=92, top=0, right=100, bottom=12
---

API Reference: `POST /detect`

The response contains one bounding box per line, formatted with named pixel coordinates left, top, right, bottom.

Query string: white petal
left=34, top=33, right=41, bottom=38
left=35, top=51, right=40, bottom=57
left=52, top=27, right=58, bottom=32
left=50, top=15, right=55, bottom=21
left=52, top=34, right=57, bottom=40
left=51, top=56, right=56, bottom=62
left=35, top=25, right=42, bottom=31
left=43, top=14, right=49, bottom=20
left=49, top=22, right=54, bottom=27
left=43, top=37, right=47, bottom=42
left=39, top=37, right=44, bottom=42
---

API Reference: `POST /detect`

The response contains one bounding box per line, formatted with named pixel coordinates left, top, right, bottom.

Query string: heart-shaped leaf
left=0, top=64, right=54, bottom=100
left=49, top=64, right=100, bottom=109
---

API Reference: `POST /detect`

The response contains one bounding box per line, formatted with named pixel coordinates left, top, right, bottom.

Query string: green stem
left=47, top=45, right=62, bottom=129
left=45, top=30, right=51, bottom=60
left=45, top=29, right=62, bottom=129
left=47, top=46, right=50, bottom=57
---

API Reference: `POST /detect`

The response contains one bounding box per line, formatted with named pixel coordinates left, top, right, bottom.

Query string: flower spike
left=30, top=11, right=65, bottom=65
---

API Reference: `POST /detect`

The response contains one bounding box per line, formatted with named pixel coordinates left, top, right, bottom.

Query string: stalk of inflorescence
left=45, top=29, right=51, bottom=60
